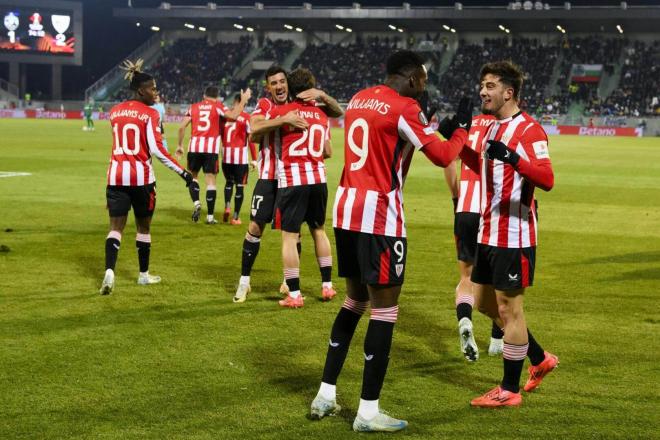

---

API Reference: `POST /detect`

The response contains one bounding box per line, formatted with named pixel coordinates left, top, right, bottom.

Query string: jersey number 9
left=347, top=118, right=368, bottom=171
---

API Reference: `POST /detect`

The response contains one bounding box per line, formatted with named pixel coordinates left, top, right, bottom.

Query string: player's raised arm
left=221, top=88, right=252, bottom=121
left=296, top=88, right=344, bottom=117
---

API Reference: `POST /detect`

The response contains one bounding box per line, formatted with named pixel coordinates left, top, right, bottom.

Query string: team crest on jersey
left=395, top=264, right=404, bottom=277
left=418, top=111, right=429, bottom=126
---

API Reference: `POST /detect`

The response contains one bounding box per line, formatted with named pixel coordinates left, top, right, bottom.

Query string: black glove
left=180, top=170, right=194, bottom=187
left=486, top=140, right=520, bottom=166
left=453, top=97, right=473, bottom=132
left=437, top=116, right=458, bottom=140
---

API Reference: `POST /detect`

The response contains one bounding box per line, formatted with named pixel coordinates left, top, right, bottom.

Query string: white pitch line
left=0, top=172, right=32, bottom=178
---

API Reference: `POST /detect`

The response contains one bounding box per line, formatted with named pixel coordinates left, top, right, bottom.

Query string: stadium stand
left=105, top=33, right=656, bottom=119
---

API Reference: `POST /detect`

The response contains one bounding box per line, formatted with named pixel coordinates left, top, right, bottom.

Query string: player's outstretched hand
left=454, top=97, right=473, bottom=132
left=241, top=88, right=252, bottom=103
left=180, top=170, right=194, bottom=187
left=283, top=110, right=309, bottom=130
left=486, top=140, right=520, bottom=166
left=437, top=116, right=457, bottom=139
left=174, top=146, right=184, bottom=160
left=249, top=160, right=257, bottom=171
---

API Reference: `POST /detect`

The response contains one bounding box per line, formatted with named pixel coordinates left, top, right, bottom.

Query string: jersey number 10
left=112, top=123, right=140, bottom=156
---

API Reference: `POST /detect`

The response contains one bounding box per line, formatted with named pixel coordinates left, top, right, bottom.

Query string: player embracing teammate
left=233, top=65, right=343, bottom=303
left=310, top=51, right=471, bottom=432
left=269, top=68, right=339, bottom=308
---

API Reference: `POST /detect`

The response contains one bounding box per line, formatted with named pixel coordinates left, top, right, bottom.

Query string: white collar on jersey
left=496, top=110, right=523, bottom=124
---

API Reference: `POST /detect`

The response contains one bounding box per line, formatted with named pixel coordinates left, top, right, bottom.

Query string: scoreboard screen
left=0, top=1, right=81, bottom=65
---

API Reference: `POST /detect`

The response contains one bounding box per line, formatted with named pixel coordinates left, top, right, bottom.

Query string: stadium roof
left=114, top=2, right=660, bottom=33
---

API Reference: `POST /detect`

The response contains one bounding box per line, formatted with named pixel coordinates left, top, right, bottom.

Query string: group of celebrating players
left=98, top=49, right=558, bottom=432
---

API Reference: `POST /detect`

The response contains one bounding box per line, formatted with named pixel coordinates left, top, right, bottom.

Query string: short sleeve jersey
left=332, top=85, right=439, bottom=238
left=107, top=100, right=184, bottom=186
left=269, top=100, right=330, bottom=188
left=221, top=111, right=251, bottom=164
left=186, top=98, right=230, bottom=154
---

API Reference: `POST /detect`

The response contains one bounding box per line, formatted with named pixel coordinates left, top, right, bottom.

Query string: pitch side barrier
left=0, top=109, right=647, bottom=137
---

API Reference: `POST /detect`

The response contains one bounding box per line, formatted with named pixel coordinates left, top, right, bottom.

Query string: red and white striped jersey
left=333, top=85, right=440, bottom=238
left=270, top=100, right=330, bottom=188
left=221, top=111, right=256, bottom=165
left=251, top=97, right=278, bottom=180
left=477, top=112, right=552, bottom=248
left=457, top=114, right=496, bottom=214
left=107, top=100, right=184, bottom=186
left=185, top=98, right=230, bottom=154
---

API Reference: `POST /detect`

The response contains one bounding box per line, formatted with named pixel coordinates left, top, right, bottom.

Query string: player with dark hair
left=458, top=60, right=558, bottom=407
left=269, top=68, right=338, bottom=308
left=221, top=93, right=257, bottom=225
left=233, top=65, right=343, bottom=303
left=440, top=112, right=505, bottom=361
left=176, top=86, right=251, bottom=224
left=100, top=59, right=193, bottom=295
left=310, top=50, right=471, bottom=432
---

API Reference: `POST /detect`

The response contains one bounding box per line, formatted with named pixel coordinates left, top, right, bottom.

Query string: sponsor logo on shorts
left=364, top=353, right=374, bottom=361
left=329, top=339, right=339, bottom=348
left=395, top=264, right=404, bottom=277
left=508, top=273, right=519, bottom=281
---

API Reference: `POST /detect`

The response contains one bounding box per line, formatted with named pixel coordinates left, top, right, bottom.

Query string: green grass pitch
left=0, top=119, right=658, bottom=439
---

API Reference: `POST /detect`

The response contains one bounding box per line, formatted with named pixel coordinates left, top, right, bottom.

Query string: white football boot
left=137, top=272, right=161, bottom=285
left=458, top=317, right=479, bottom=362
left=99, top=269, right=115, bottom=295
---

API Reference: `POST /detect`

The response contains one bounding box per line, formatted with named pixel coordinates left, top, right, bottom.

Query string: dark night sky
left=4, top=0, right=658, bottom=99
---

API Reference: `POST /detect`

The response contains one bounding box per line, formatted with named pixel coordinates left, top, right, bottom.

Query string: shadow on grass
left=578, top=250, right=660, bottom=265
left=398, top=307, right=495, bottom=394
left=603, top=267, right=660, bottom=281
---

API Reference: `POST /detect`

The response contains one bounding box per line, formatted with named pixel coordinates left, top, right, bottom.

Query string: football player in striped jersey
left=100, top=59, right=192, bottom=295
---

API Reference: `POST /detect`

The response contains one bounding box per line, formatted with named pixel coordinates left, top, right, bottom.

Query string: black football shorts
left=274, top=183, right=327, bottom=233
left=335, top=228, right=407, bottom=286
left=187, top=152, right=219, bottom=174
left=471, top=244, right=536, bottom=291
left=454, top=212, right=480, bottom=263
left=250, top=178, right=278, bottom=224
left=106, top=183, right=156, bottom=218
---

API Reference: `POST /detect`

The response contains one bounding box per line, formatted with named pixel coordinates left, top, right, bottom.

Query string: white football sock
left=318, top=382, right=336, bottom=401
left=358, top=399, right=379, bottom=420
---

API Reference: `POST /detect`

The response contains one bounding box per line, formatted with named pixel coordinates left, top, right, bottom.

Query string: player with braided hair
left=100, top=59, right=193, bottom=295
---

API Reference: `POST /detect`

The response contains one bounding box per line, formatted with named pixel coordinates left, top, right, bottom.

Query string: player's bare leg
left=279, top=230, right=303, bottom=307
left=472, top=281, right=504, bottom=355
left=279, top=233, right=301, bottom=295
left=134, top=216, right=160, bottom=285
left=189, top=170, right=202, bottom=222
left=234, top=220, right=266, bottom=303
left=100, top=215, right=128, bottom=295
left=309, top=226, right=335, bottom=301
left=205, top=173, right=218, bottom=224
left=455, top=260, right=479, bottom=361
left=312, top=277, right=368, bottom=419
